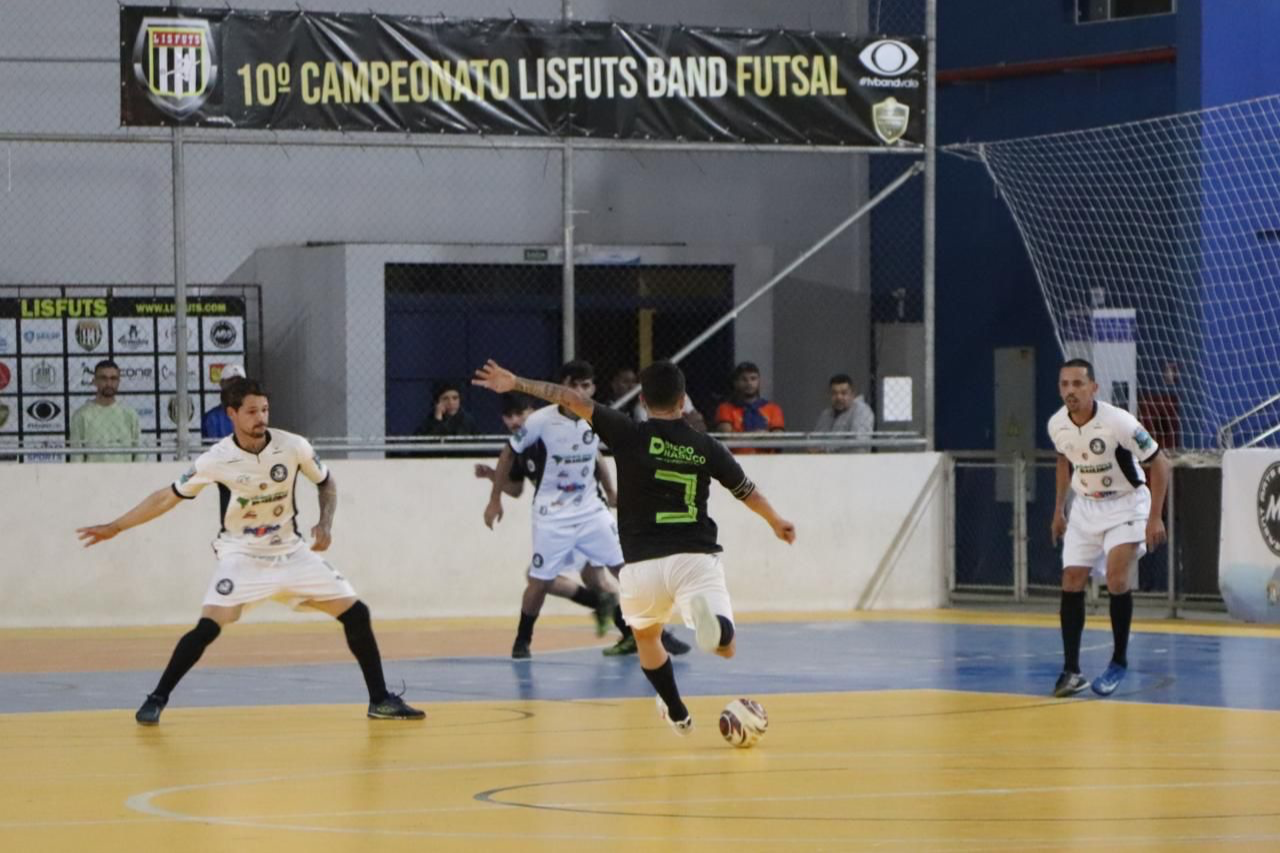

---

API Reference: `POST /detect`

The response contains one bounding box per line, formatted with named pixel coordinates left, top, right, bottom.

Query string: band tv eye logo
left=132, top=17, right=218, bottom=118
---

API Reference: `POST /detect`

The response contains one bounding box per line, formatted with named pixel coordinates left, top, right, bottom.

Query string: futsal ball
left=719, top=698, right=768, bottom=748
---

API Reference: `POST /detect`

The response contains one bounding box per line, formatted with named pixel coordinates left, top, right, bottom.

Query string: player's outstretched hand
left=773, top=518, right=796, bottom=544
left=311, top=524, right=332, bottom=552
left=76, top=523, right=119, bottom=548
left=474, top=463, right=496, bottom=481
left=472, top=360, right=516, bottom=394
left=1146, top=516, right=1167, bottom=551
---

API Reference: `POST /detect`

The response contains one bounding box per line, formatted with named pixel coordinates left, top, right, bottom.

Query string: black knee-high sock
left=570, top=587, right=601, bottom=610
left=516, top=610, right=538, bottom=645
left=1060, top=590, right=1086, bottom=674
left=612, top=606, right=633, bottom=639
left=153, top=617, right=221, bottom=700
left=1109, top=591, right=1133, bottom=668
left=642, top=657, right=688, bottom=722
left=337, top=601, right=388, bottom=703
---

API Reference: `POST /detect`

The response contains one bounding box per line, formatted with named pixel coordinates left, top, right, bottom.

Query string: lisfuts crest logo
left=132, top=17, right=218, bottom=118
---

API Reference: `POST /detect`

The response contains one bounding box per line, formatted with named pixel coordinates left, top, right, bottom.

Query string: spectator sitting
left=599, top=366, right=639, bottom=417
left=201, top=364, right=246, bottom=442
left=813, top=373, right=875, bottom=452
left=714, top=362, right=784, bottom=450
left=418, top=381, right=479, bottom=438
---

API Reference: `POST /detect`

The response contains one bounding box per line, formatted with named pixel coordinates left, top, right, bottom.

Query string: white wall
left=0, top=451, right=945, bottom=627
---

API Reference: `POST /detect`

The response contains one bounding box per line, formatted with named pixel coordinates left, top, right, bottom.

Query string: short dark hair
left=732, top=361, right=760, bottom=380
left=829, top=373, right=854, bottom=388
left=640, top=360, right=686, bottom=410
left=93, top=358, right=120, bottom=375
left=1060, top=358, right=1096, bottom=381
left=433, top=380, right=461, bottom=401
left=221, top=377, right=268, bottom=410
left=501, top=392, right=535, bottom=416
left=560, top=359, right=594, bottom=383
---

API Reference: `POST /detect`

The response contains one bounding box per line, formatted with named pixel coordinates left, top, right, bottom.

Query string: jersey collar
left=232, top=429, right=273, bottom=456
left=1068, top=401, right=1098, bottom=428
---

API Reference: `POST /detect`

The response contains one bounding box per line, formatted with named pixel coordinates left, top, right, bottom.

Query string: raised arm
left=76, top=486, right=183, bottom=547
left=473, top=360, right=594, bottom=422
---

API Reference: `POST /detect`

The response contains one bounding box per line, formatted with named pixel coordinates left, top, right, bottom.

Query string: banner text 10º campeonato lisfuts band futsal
left=120, top=7, right=926, bottom=146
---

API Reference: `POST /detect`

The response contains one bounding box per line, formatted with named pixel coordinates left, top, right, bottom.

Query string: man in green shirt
left=69, top=359, right=145, bottom=462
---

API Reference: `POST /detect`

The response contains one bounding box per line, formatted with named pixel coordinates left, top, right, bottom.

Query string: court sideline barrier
left=0, top=453, right=946, bottom=627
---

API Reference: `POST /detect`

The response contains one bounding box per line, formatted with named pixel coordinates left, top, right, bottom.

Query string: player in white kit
left=483, top=361, right=625, bottom=659
left=1049, top=359, right=1170, bottom=698
left=77, top=377, right=425, bottom=724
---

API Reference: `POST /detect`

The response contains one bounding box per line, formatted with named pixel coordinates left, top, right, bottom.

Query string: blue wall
left=935, top=1, right=1177, bottom=449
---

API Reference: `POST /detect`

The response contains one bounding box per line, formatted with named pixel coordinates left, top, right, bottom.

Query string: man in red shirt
left=714, top=362, right=784, bottom=448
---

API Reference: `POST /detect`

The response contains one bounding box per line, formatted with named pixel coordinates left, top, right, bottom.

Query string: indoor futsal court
left=4, top=609, right=1280, bottom=852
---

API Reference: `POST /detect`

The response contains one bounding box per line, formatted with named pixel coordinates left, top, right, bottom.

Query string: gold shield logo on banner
left=872, top=97, right=910, bottom=144
left=132, top=17, right=218, bottom=118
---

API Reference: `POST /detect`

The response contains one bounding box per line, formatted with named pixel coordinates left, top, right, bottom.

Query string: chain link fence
left=950, top=452, right=1222, bottom=610
left=0, top=0, right=931, bottom=459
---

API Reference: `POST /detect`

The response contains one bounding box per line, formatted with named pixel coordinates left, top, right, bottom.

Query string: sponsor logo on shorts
left=532, top=554, right=543, bottom=568
left=1257, top=462, right=1280, bottom=557
left=270, top=463, right=288, bottom=482
left=215, top=578, right=234, bottom=595
left=1089, top=438, right=1106, bottom=455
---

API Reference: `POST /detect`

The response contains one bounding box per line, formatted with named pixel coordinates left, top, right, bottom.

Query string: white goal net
left=952, top=95, right=1280, bottom=449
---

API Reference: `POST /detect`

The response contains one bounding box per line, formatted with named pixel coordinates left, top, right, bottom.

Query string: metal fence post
left=1166, top=463, right=1178, bottom=618
left=924, top=0, right=937, bottom=451
left=1013, top=453, right=1028, bottom=602
left=944, top=454, right=956, bottom=592
left=171, top=126, right=190, bottom=460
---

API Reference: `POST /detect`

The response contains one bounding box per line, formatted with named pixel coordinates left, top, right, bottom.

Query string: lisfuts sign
left=120, top=7, right=926, bottom=146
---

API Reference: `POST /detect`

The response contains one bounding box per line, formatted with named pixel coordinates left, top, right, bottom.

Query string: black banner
left=120, top=7, right=925, bottom=146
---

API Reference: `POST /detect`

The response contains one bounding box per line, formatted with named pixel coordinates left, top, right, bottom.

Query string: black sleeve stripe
left=730, top=477, right=756, bottom=500
left=317, top=470, right=331, bottom=487
left=171, top=483, right=195, bottom=500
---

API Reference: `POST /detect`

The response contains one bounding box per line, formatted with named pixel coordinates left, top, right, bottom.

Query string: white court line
left=112, top=749, right=1280, bottom=846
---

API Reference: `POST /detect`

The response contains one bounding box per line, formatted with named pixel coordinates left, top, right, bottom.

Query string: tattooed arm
left=472, top=360, right=595, bottom=423
left=312, top=473, right=337, bottom=552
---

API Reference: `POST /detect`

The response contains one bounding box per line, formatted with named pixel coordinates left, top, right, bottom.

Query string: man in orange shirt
left=714, top=362, right=785, bottom=448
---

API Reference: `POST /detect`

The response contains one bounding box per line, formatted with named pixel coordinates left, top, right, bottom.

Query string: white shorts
left=618, top=552, right=734, bottom=631
left=1062, top=487, right=1150, bottom=578
left=529, top=509, right=624, bottom=581
left=202, top=546, right=357, bottom=609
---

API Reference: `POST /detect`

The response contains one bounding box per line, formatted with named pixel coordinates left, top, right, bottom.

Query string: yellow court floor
left=4, top=611, right=1280, bottom=851
left=4, top=690, right=1280, bottom=852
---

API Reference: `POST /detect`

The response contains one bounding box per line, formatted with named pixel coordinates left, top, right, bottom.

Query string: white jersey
left=172, top=428, right=329, bottom=556
left=509, top=405, right=608, bottom=523
left=1048, top=400, right=1159, bottom=500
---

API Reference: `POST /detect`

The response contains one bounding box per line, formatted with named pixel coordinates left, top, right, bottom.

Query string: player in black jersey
left=476, top=392, right=691, bottom=657
left=474, top=359, right=793, bottom=735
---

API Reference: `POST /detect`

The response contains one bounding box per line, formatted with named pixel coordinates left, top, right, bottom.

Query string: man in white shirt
left=76, top=376, right=425, bottom=725
left=1048, top=358, right=1169, bottom=698
left=484, top=361, right=626, bottom=659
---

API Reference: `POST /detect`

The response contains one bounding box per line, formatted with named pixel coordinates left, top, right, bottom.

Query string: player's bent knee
left=336, top=599, right=370, bottom=626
